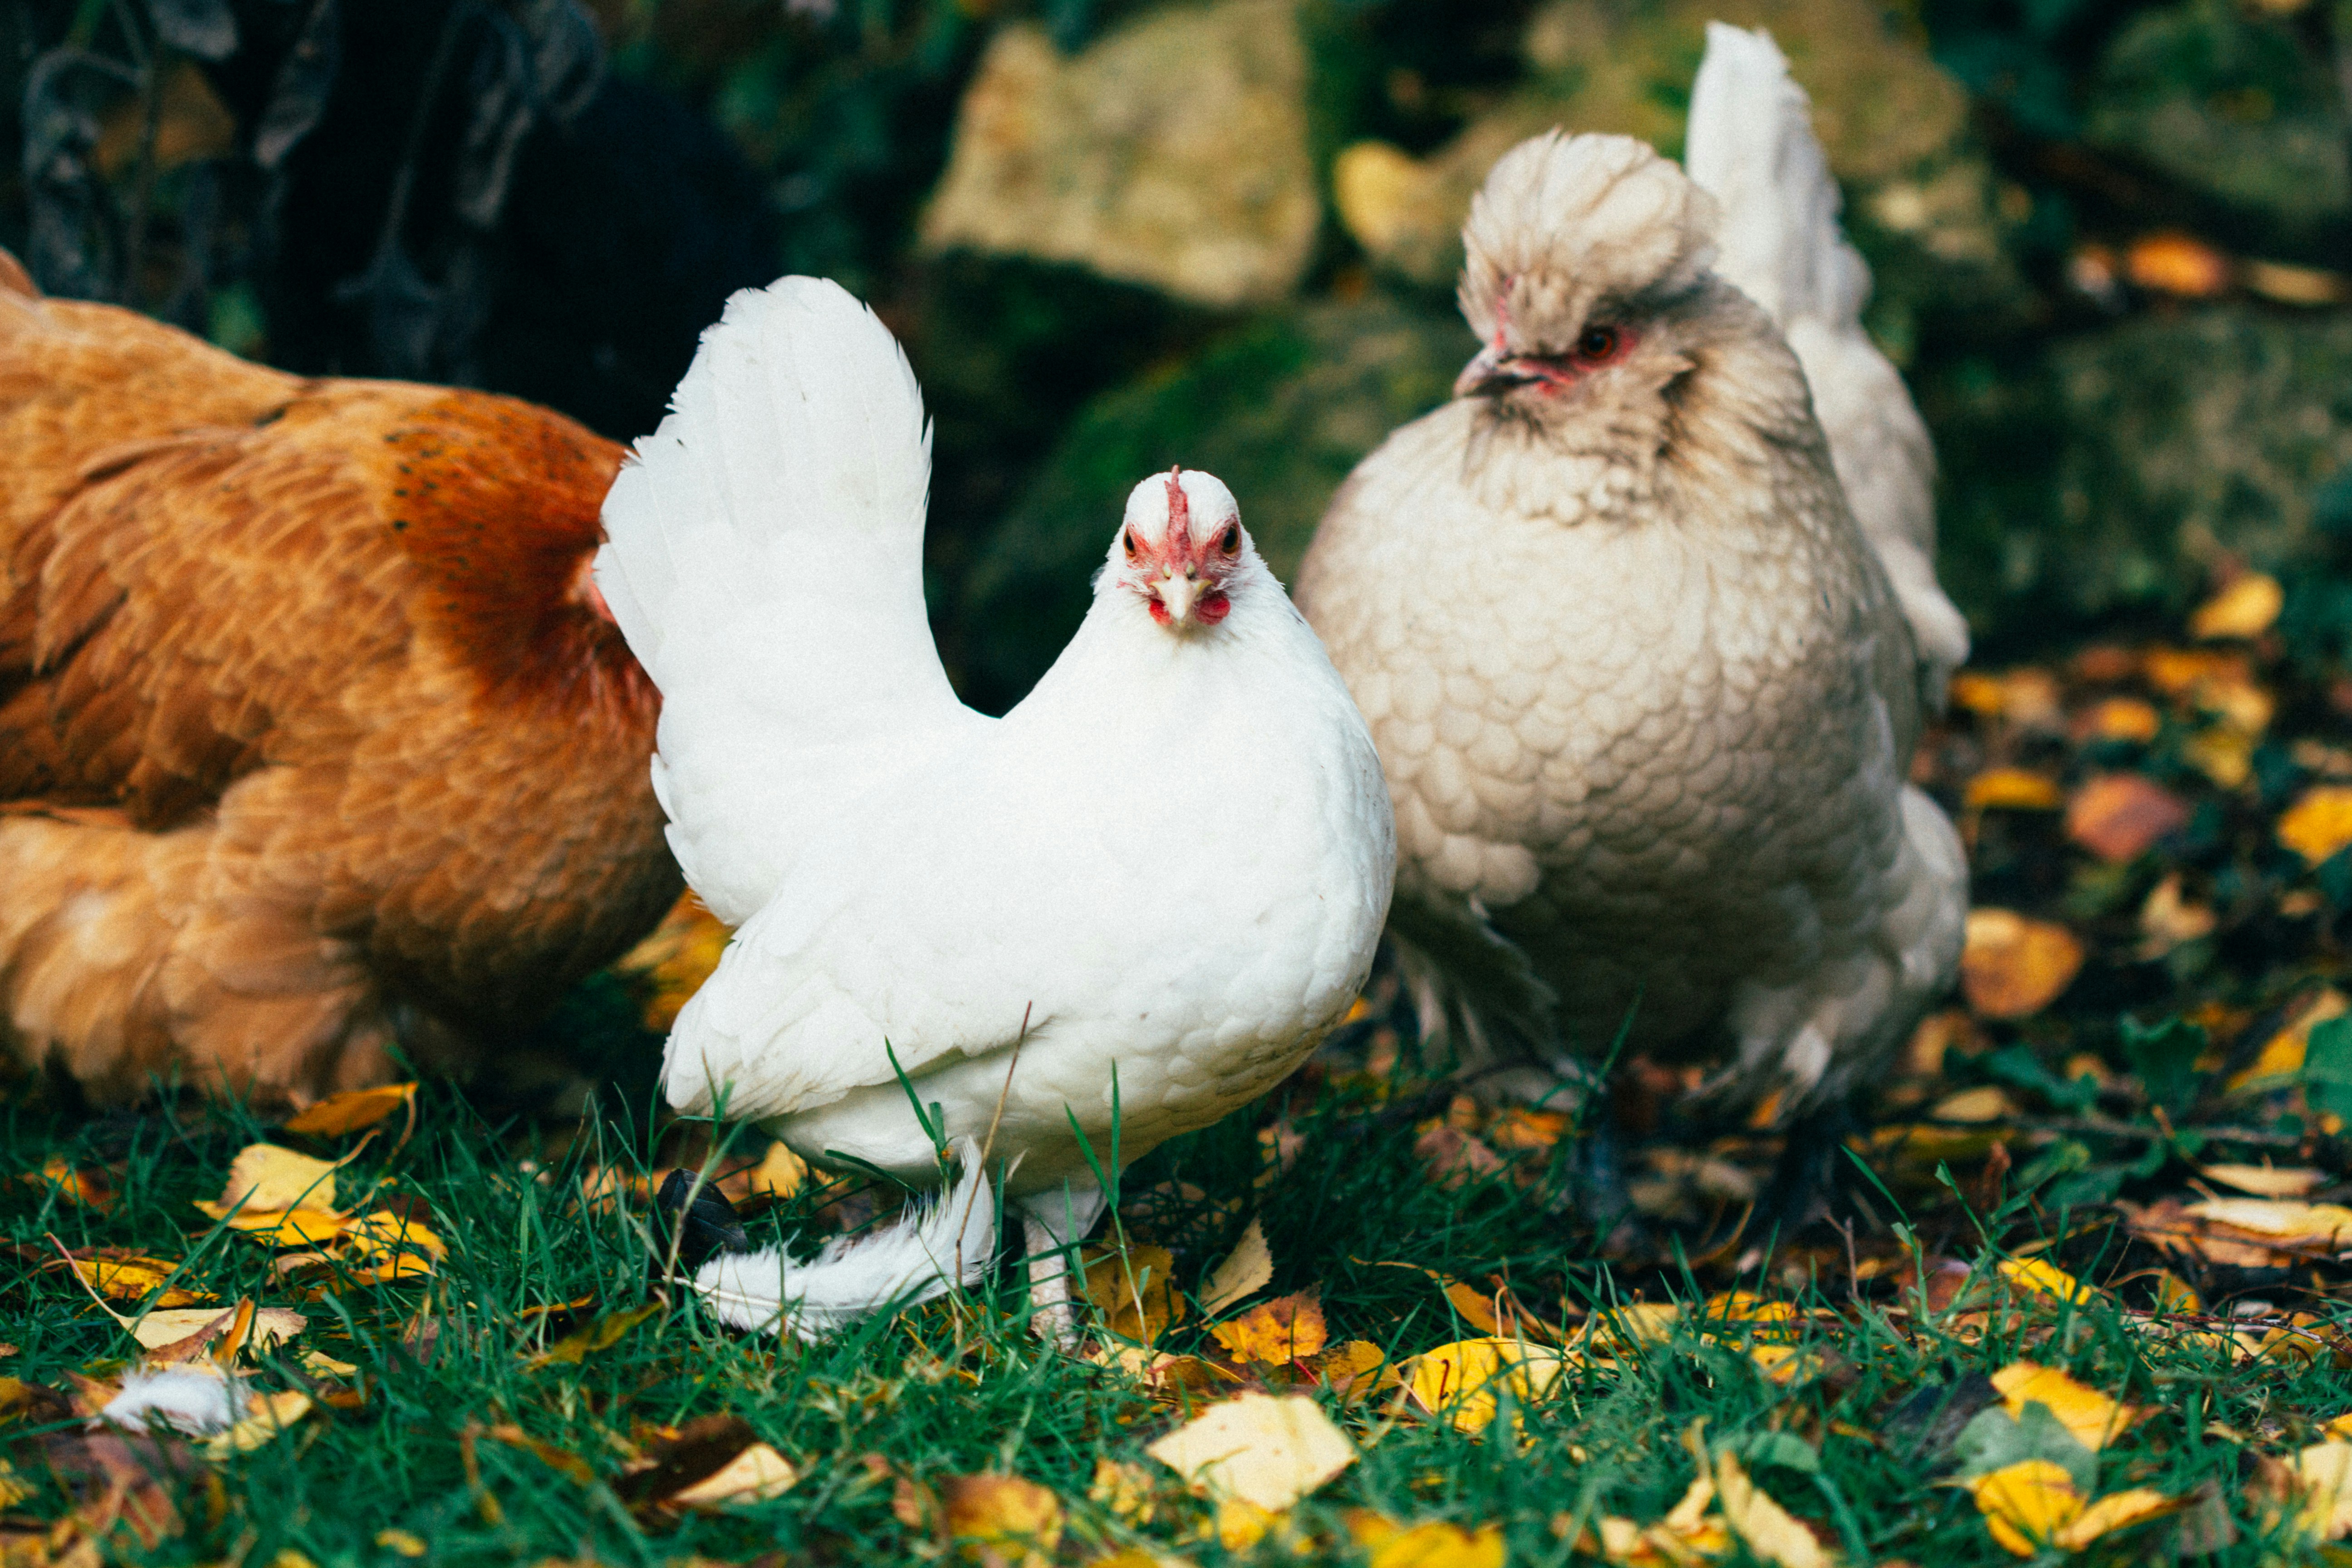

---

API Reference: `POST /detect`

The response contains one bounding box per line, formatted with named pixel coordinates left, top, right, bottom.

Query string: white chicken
left=594, top=278, right=1393, bottom=1338
left=1292, top=28, right=1966, bottom=1228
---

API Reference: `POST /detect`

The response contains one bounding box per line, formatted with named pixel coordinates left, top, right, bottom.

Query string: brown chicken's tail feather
left=0, top=250, right=38, bottom=299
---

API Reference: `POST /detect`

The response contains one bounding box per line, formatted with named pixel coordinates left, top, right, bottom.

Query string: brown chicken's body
left=0, top=261, right=677, bottom=1103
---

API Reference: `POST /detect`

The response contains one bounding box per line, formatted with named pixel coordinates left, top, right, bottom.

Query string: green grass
left=7, top=1047, right=2350, bottom=1568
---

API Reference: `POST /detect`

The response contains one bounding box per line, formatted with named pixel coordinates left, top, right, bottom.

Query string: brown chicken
left=0, top=252, right=679, bottom=1105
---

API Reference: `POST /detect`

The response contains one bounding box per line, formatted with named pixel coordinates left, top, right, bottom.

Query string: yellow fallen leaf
left=345, top=1210, right=448, bottom=1262
left=2288, top=1441, right=2352, bottom=1540
left=1998, top=1258, right=2098, bottom=1307
left=1965, top=769, right=2064, bottom=811
left=1213, top=1499, right=1279, bottom=1551
left=1928, top=1085, right=2017, bottom=1123
left=742, top=1141, right=807, bottom=1201
left=69, top=1254, right=207, bottom=1307
left=617, top=893, right=734, bottom=1032
left=0, top=1460, right=31, bottom=1509
left=2182, top=1198, right=2352, bottom=1247
left=2190, top=573, right=2283, bottom=641
left=1343, top=1513, right=1507, bottom=1568
left=1746, top=1343, right=1823, bottom=1387
left=1406, top=1338, right=1568, bottom=1434
left=282, top=1083, right=416, bottom=1138
left=1198, top=1218, right=1273, bottom=1313
left=1592, top=1301, right=1680, bottom=1351
left=1966, top=1459, right=2082, bottom=1557
left=2232, top=990, right=2347, bottom=1085
left=201, top=1144, right=344, bottom=1216
left=1961, top=911, right=2084, bottom=1019
left=1318, top=1339, right=1401, bottom=1404
left=940, top=1473, right=1063, bottom=1563
left=529, top=1302, right=659, bottom=1367
left=211, top=1209, right=353, bottom=1248
left=2200, top=1164, right=2328, bottom=1198
left=373, top=1531, right=427, bottom=1558
left=2125, top=232, right=2230, bottom=298
left=2053, top=1487, right=2185, bottom=1549
left=2282, top=786, right=2352, bottom=865
left=204, top=1389, right=312, bottom=1460
left=2078, top=697, right=2161, bottom=744
left=1715, top=1451, right=1834, bottom=1568
left=1083, top=1245, right=1184, bottom=1346
left=1210, top=1290, right=1326, bottom=1366
left=300, top=1350, right=360, bottom=1378
left=1991, top=1362, right=2140, bottom=1450
left=1145, top=1393, right=1355, bottom=1512
left=671, top=1443, right=800, bottom=1508
left=1088, top=1458, right=1160, bottom=1524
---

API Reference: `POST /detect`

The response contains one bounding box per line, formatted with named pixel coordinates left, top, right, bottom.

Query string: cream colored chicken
left=1294, top=66, right=1966, bottom=1220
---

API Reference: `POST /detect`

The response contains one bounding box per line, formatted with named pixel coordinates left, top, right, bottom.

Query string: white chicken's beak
left=1154, top=571, right=1204, bottom=625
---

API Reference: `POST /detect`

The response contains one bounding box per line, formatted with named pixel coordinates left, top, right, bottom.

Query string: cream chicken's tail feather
left=691, top=1138, right=999, bottom=1341
left=594, top=279, right=985, bottom=926
left=1684, top=22, right=1969, bottom=709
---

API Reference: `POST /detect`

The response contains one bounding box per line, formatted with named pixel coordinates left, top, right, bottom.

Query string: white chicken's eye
left=1217, top=523, right=1240, bottom=554
left=1123, top=529, right=1141, bottom=559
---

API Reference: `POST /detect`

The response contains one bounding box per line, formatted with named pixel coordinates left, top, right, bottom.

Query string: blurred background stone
left=919, top=0, right=1321, bottom=309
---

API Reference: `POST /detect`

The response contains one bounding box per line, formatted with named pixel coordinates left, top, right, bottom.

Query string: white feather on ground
left=1684, top=20, right=1970, bottom=710
left=99, top=1365, right=245, bottom=1435
left=691, top=1137, right=998, bottom=1341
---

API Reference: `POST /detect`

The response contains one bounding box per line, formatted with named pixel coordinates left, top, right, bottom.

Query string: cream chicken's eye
left=1122, top=529, right=1141, bottom=559
left=1216, top=522, right=1240, bottom=554
left=1574, top=325, right=1621, bottom=363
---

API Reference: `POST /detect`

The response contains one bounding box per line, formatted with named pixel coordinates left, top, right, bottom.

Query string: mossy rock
left=1934, top=306, right=2352, bottom=629
left=2086, top=0, right=2349, bottom=230
left=958, top=291, right=1464, bottom=707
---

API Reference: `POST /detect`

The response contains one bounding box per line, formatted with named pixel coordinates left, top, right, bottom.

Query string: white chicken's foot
left=1017, top=1181, right=1107, bottom=1348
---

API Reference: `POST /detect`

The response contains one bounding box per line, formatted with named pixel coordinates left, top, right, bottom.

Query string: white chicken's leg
left=1017, top=1181, right=1107, bottom=1347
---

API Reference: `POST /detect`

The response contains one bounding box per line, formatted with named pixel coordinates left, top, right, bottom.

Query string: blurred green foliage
left=5, top=0, right=2351, bottom=710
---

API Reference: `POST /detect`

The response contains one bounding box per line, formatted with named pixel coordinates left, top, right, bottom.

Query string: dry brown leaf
left=21, top=1156, right=118, bottom=1213
left=1145, top=1393, right=1354, bottom=1512
left=1210, top=1290, right=1326, bottom=1366
left=1198, top=1218, right=1273, bottom=1314
left=134, top=1305, right=304, bottom=1360
left=1412, top=1121, right=1505, bottom=1189
left=2064, top=774, right=2190, bottom=863
left=2136, top=872, right=2216, bottom=958
left=670, top=1444, right=799, bottom=1509
left=281, top=1084, right=416, bottom=1138
left=1960, top=911, right=2083, bottom=1019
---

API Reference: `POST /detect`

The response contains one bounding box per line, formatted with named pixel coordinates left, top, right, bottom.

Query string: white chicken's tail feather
left=595, top=277, right=980, bottom=922
left=691, top=1138, right=998, bottom=1341
left=1685, top=23, right=1970, bottom=708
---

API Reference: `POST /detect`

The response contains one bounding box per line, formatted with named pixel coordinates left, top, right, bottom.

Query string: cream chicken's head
left=1108, top=467, right=1259, bottom=632
left=1452, top=132, right=1761, bottom=463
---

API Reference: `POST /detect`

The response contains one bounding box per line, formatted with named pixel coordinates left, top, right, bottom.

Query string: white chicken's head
left=1109, top=468, right=1256, bottom=632
left=1451, top=131, right=1741, bottom=445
